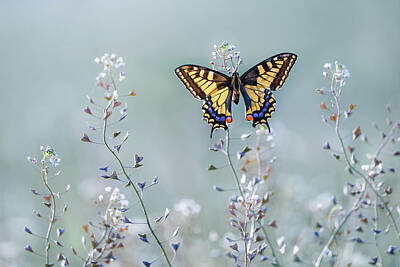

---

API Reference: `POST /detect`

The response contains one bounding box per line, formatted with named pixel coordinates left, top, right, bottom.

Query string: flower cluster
left=78, top=187, right=130, bottom=266
left=314, top=62, right=400, bottom=266
left=94, top=53, right=126, bottom=81
left=323, top=61, right=350, bottom=83
left=25, top=146, right=70, bottom=267
left=174, top=198, right=201, bottom=217
left=210, top=128, right=282, bottom=265
left=210, top=42, right=242, bottom=75
left=80, top=53, right=175, bottom=266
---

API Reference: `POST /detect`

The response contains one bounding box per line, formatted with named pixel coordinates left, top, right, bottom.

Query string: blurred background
left=0, top=0, right=399, bottom=266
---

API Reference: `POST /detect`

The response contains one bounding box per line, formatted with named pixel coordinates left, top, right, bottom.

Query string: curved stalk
left=41, top=159, right=56, bottom=267
left=225, top=129, right=280, bottom=266
left=315, top=76, right=400, bottom=266
left=100, top=68, right=172, bottom=266
left=102, top=117, right=172, bottom=267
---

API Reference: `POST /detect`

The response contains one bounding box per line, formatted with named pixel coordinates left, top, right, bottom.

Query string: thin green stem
left=225, top=130, right=248, bottom=266
left=373, top=200, right=384, bottom=267
left=314, top=184, right=366, bottom=267
left=102, top=117, right=172, bottom=267
left=103, top=119, right=172, bottom=267
left=225, top=129, right=280, bottom=266
left=225, top=129, right=244, bottom=196
left=41, top=159, right=56, bottom=267
left=102, top=74, right=172, bottom=266
left=97, top=66, right=172, bottom=266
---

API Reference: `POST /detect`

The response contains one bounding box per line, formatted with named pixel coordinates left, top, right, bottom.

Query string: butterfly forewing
left=175, top=65, right=230, bottom=99
left=175, top=65, right=233, bottom=136
left=240, top=53, right=297, bottom=91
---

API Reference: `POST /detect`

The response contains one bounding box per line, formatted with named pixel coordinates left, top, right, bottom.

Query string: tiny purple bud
left=25, top=245, right=34, bottom=253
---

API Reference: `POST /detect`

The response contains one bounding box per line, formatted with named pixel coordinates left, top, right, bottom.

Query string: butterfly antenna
left=266, top=123, right=271, bottom=133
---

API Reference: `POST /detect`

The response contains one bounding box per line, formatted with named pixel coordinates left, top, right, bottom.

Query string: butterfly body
left=230, top=72, right=241, bottom=104
left=175, top=53, right=297, bottom=137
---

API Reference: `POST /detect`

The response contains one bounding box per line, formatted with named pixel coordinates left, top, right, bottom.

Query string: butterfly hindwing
left=240, top=53, right=296, bottom=130
left=202, top=88, right=233, bottom=136
left=175, top=65, right=233, bottom=137
left=241, top=88, right=276, bottom=131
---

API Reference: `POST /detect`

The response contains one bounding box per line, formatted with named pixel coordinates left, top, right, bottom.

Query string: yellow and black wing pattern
left=240, top=53, right=297, bottom=130
left=175, top=65, right=233, bottom=137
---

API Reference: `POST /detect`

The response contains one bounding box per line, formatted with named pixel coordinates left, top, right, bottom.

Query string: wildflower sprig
left=81, top=53, right=174, bottom=266
left=208, top=43, right=280, bottom=266
left=76, top=187, right=130, bottom=266
left=315, top=62, right=400, bottom=266
left=25, top=146, right=70, bottom=267
left=210, top=42, right=242, bottom=75
left=220, top=129, right=281, bottom=267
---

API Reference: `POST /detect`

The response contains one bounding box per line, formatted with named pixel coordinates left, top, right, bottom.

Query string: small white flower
left=49, top=155, right=61, bottom=166
left=113, top=90, right=119, bottom=99
left=27, top=156, right=37, bottom=164
left=323, top=63, right=331, bottom=69
left=308, top=192, right=333, bottom=212
left=115, top=61, right=125, bottom=69
left=293, top=245, right=300, bottom=255
left=98, top=194, right=104, bottom=202
left=322, top=71, right=329, bottom=78
left=361, top=165, right=370, bottom=171
left=119, top=71, right=126, bottom=81
left=174, top=199, right=201, bottom=217
left=94, top=57, right=101, bottom=64
left=209, top=231, right=219, bottom=241
left=120, top=199, right=129, bottom=208
left=105, top=187, right=112, bottom=193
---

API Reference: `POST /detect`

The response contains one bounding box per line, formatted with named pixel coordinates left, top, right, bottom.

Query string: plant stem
left=225, top=129, right=280, bottom=266
left=373, top=199, right=383, bottom=267
left=331, top=85, right=400, bottom=241
left=225, top=129, right=244, bottom=197
left=102, top=106, right=172, bottom=267
left=96, top=67, right=172, bottom=266
left=102, top=119, right=172, bottom=266
left=314, top=183, right=365, bottom=267
left=41, top=159, right=56, bottom=267
left=315, top=76, right=400, bottom=266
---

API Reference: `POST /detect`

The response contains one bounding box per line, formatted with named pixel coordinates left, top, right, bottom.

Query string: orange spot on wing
left=246, top=115, right=253, bottom=121
left=226, top=117, right=232, bottom=123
